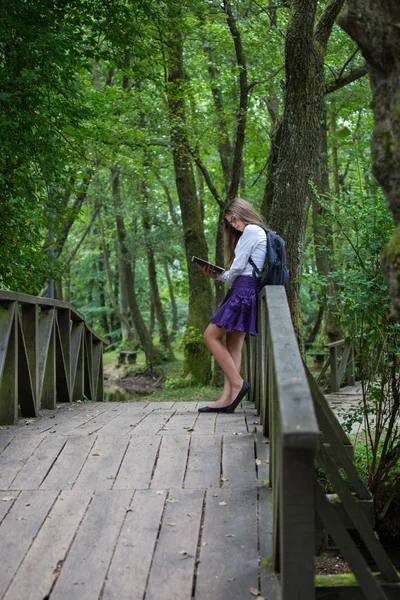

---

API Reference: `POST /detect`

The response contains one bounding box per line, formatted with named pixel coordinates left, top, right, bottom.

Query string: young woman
left=197, top=198, right=267, bottom=413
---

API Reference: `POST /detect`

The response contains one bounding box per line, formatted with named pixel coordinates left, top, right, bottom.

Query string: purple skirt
left=210, top=275, right=258, bottom=335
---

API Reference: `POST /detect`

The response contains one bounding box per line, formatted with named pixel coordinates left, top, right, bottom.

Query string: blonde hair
left=223, top=198, right=268, bottom=266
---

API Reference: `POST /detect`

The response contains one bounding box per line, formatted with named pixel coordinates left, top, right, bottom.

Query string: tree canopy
left=1, top=0, right=398, bottom=376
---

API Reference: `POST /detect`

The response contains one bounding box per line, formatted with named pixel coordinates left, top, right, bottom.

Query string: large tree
left=339, top=1, right=400, bottom=321
left=164, top=1, right=213, bottom=383
left=265, top=0, right=345, bottom=338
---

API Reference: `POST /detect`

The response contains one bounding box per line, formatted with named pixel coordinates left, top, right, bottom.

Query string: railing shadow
left=0, top=290, right=108, bottom=425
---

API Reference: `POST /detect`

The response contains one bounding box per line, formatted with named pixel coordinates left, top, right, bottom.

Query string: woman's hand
left=196, top=263, right=218, bottom=280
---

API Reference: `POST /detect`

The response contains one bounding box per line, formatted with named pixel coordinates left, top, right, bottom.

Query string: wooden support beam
left=315, top=484, right=388, bottom=600
left=71, top=322, right=85, bottom=402
left=280, top=447, right=316, bottom=599
left=56, top=309, right=71, bottom=402
left=21, top=304, right=39, bottom=409
left=0, top=303, right=18, bottom=424
left=17, top=314, right=37, bottom=417
left=38, top=308, right=56, bottom=409
left=84, top=331, right=93, bottom=400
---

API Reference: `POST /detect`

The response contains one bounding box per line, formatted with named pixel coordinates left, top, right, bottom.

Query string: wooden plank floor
left=0, top=400, right=280, bottom=600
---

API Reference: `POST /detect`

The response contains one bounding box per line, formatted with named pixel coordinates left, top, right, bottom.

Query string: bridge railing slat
left=0, top=290, right=108, bottom=424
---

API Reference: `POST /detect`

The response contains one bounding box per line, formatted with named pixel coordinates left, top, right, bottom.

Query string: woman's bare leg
left=203, top=324, right=246, bottom=408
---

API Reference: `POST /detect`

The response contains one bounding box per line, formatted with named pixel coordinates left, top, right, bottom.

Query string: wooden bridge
left=0, top=288, right=399, bottom=600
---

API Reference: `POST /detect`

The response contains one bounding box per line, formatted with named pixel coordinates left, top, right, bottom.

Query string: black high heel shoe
left=198, top=405, right=229, bottom=413
left=225, top=381, right=250, bottom=413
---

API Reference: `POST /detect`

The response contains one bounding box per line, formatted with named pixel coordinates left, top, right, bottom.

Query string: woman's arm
left=218, top=225, right=264, bottom=285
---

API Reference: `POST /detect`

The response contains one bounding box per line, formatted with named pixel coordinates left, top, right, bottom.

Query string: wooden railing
left=315, top=339, right=355, bottom=393
left=245, top=286, right=400, bottom=600
left=0, top=290, right=108, bottom=425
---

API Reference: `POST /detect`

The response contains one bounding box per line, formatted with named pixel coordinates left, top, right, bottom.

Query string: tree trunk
left=329, top=99, right=341, bottom=199
left=203, top=42, right=232, bottom=194
left=165, top=2, right=213, bottom=383
left=339, top=2, right=400, bottom=321
left=98, top=251, right=110, bottom=335
left=266, top=0, right=345, bottom=341
left=142, top=212, right=175, bottom=360
left=98, top=215, right=131, bottom=335
left=163, top=258, right=178, bottom=341
left=149, top=297, right=155, bottom=338
left=111, top=167, right=157, bottom=366
left=54, top=169, right=94, bottom=257
left=313, top=106, right=343, bottom=343
left=64, top=264, right=70, bottom=303
left=118, top=250, right=134, bottom=344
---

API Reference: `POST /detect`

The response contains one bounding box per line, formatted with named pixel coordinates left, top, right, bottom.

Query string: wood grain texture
left=73, top=435, right=129, bottom=490
left=222, top=434, right=257, bottom=488
left=0, top=435, right=44, bottom=489
left=150, top=435, right=190, bottom=489
left=39, top=435, right=96, bottom=490
left=195, top=488, right=258, bottom=600
left=0, top=490, right=57, bottom=598
left=0, top=402, right=280, bottom=599
left=145, top=489, right=204, bottom=600
left=4, top=490, right=91, bottom=600
left=113, top=435, right=161, bottom=490
left=10, top=435, right=67, bottom=490
left=50, top=490, right=133, bottom=600
left=184, top=434, right=221, bottom=489
left=102, top=490, right=166, bottom=600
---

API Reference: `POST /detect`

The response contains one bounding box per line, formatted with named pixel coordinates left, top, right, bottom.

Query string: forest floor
left=103, top=362, right=163, bottom=397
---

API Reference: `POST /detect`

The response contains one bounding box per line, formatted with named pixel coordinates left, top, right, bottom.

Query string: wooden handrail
left=315, top=338, right=355, bottom=392
left=247, top=285, right=400, bottom=599
left=0, top=290, right=108, bottom=425
left=248, top=286, right=320, bottom=599
left=0, top=290, right=108, bottom=344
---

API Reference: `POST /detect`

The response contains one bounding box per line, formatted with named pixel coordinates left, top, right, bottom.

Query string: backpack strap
left=248, top=255, right=261, bottom=276
left=247, top=225, right=268, bottom=276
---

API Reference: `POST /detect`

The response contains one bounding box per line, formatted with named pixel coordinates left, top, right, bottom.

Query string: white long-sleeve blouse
left=217, top=224, right=267, bottom=286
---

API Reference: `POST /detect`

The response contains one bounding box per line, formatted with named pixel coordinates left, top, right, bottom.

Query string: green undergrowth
left=144, top=385, right=220, bottom=403
left=315, top=571, right=400, bottom=587
left=103, top=349, right=220, bottom=404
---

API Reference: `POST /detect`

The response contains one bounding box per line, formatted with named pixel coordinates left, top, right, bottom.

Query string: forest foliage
left=2, top=0, right=400, bottom=521
left=0, top=0, right=397, bottom=373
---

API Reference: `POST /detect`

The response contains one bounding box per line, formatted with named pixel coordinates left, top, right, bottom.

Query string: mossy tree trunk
left=165, top=2, right=213, bottom=384
left=163, top=258, right=179, bottom=341
left=313, top=106, right=343, bottom=344
left=339, top=1, right=400, bottom=321
left=143, top=212, right=175, bottom=360
left=265, top=0, right=345, bottom=342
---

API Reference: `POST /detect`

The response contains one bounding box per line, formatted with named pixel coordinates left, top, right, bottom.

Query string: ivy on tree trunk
left=165, top=1, right=213, bottom=384
left=339, top=1, right=400, bottom=321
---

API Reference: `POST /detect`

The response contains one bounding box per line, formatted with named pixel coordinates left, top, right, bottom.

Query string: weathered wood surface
left=0, top=400, right=278, bottom=600
left=0, top=291, right=108, bottom=425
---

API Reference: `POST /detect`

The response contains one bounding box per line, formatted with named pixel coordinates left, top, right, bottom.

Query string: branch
left=98, top=213, right=132, bottom=331
left=223, top=0, right=249, bottom=201
left=101, top=137, right=170, bottom=149
left=54, top=168, right=94, bottom=257
left=314, top=0, right=346, bottom=50
left=63, top=203, right=101, bottom=269
left=337, top=47, right=360, bottom=80
left=247, top=66, right=284, bottom=92
left=153, top=171, right=179, bottom=225
left=190, top=147, right=225, bottom=209
left=325, top=206, right=367, bottom=271
left=203, top=41, right=232, bottom=190
left=325, top=63, right=368, bottom=94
